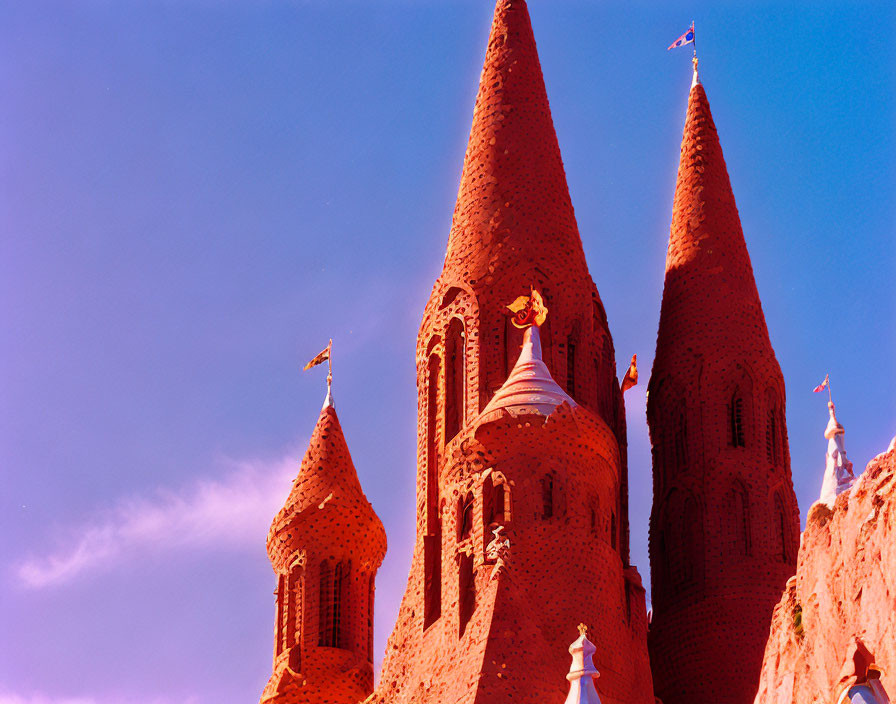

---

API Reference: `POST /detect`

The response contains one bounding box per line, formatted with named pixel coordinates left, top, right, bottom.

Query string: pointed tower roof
left=654, top=73, right=771, bottom=354
left=480, top=324, right=576, bottom=419
left=268, top=394, right=386, bottom=563
left=442, top=0, right=588, bottom=284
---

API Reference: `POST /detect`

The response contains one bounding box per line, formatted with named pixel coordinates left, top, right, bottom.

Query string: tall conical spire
left=656, top=78, right=770, bottom=353
left=647, top=78, right=799, bottom=704
left=443, top=0, right=588, bottom=284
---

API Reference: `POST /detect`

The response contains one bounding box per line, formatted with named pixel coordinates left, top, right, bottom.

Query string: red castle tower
left=371, top=2, right=653, bottom=702
left=260, top=391, right=386, bottom=704
left=646, top=67, right=800, bottom=704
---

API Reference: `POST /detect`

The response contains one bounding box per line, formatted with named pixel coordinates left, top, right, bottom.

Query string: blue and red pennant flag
left=668, top=23, right=695, bottom=50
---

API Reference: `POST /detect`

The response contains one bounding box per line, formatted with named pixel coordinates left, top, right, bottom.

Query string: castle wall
left=755, top=442, right=896, bottom=704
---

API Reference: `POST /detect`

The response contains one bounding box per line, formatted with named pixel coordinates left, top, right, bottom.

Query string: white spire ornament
left=818, top=401, right=855, bottom=508
left=563, top=624, right=602, bottom=704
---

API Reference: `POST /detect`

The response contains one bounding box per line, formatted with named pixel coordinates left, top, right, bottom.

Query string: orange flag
left=621, top=354, right=638, bottom=393
left=303, top=341, right=331, bottom=371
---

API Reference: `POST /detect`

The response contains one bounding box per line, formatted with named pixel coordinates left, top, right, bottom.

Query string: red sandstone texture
left=371, top=1, right=652, bottom=702
left=647, top=78, right=800, bottom=704
left=260, top=403, right=387, bottom=704
left=755, top=442, right=896, bottom=704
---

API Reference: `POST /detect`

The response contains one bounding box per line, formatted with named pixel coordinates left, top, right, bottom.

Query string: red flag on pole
left=304, top=341, right=332, bottom=371
left=621, top=354, right=638, bottom=393
left=813, top=374, right=829, bottom=393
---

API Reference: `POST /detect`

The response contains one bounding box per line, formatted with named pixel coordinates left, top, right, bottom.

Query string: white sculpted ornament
left=819, top=402, right=856, bottom=508
left=486, top=526, right=511, bottom=579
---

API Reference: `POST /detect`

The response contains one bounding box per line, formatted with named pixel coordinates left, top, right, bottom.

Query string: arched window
left=589, top=496, right=599, bottom=535
left=319, top=560, right=348, bottom=648
left=458, top=552, right=475, bottom=637
left=729, top=391, right=746, bottom=447
left=774, top=492, right=790, bottom=562
left=566, top=336, right=577, bottom=398
left=610, top=511, right=617, bottom=551
left=318, top=562, right=333, bottom=647
left=426, top=353, right=441, bottom=533
left=766, top=389, right=781, bottom=466
left=727, top=479, right=751, bottom=556
left=275, top=574, right=285, bottom=656
left=333, top=561, right=347, bottom=648
left=600, top=338, right=613, bottom=421
left=285, top=565, right=301, bottom=650
left=541, top=474, right=554, bottom=519
left=424, top=507, right=442, bottom=629
left=444, top=318, right=465, bottom=441
left=458, top=492, right=474, bottom=541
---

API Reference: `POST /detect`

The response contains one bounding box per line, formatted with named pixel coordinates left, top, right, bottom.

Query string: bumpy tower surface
left=260, top=395, right=386, bottom=704
left=646, top=70, right=800, bottom=704
left=372, top=2, right=652, bottom=703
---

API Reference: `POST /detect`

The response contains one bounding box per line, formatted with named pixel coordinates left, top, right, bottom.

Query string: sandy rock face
left=754, top=440, right=896, bottom=704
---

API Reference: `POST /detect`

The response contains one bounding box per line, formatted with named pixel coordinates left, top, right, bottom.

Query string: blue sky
left=1, top=2, right=894, bottom=703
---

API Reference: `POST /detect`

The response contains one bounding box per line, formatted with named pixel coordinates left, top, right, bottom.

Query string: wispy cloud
left=14, top=454, right=297, bottom=589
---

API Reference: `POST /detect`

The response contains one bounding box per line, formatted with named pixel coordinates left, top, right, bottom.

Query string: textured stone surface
left=646, top=76, right=800, bottom=704
left=755, top=442, right=896, bottom=704
left=371, top=1, right=652, bottom=702
left=259, top=402, right=387, bottom=704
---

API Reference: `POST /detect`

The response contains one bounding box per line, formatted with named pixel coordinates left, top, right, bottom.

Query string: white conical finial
left=480, top=324, right=577, bottom=418
left=818, top=401, right=855, bottom=507
left=322, top=381, right=334, bottom=411
left=691, top=54, right=700, bottom=88
left=563, top=624, right=601, bottom=704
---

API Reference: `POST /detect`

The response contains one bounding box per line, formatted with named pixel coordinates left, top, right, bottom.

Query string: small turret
left=259, top=391, right=386, bottom=704
left=818, top=401, right=856, bottom=508
left=563, top=624, right=602, bottom=704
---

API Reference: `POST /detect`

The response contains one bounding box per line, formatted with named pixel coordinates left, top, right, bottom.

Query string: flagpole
left=692, top=20, right=698, bottom=70
left=828, top=374, right=833, bottom=406
left=327, top=339, right=333, bottom=393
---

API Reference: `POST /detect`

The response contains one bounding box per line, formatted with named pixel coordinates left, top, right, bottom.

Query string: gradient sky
left=2, top=2, right=894, bottom=703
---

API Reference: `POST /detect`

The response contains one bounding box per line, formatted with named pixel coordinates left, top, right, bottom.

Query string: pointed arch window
left=727, top=480, right=751, bottom=556
left=318, top=560, right=349, bottom=649
left=458, top=551, right=475, bottom=637
left=457, top=492, right=474, bottom=542
left=426, top=353, right=441, bottom=533
left=424, top=503, right=442, bottom=629
left=610, top=510, right=617, bottom=551
left=766, top=389, right=781, bottom=466
left=729, top=392, right=746, bottom=447
left=600, top=338, right=613, bottom=421
left=774, top=492, right=790, bottom=563
left=541, top=473, right=554, bottom=520
left=482, top=474, right=510, bottom=551
left=318, top=561, right=332, bottom=647
left=275, top=574, right=285, bottom=656
left=444, top=318, right=465, bottom=441
left=566, top=337, right=577, bottom=398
